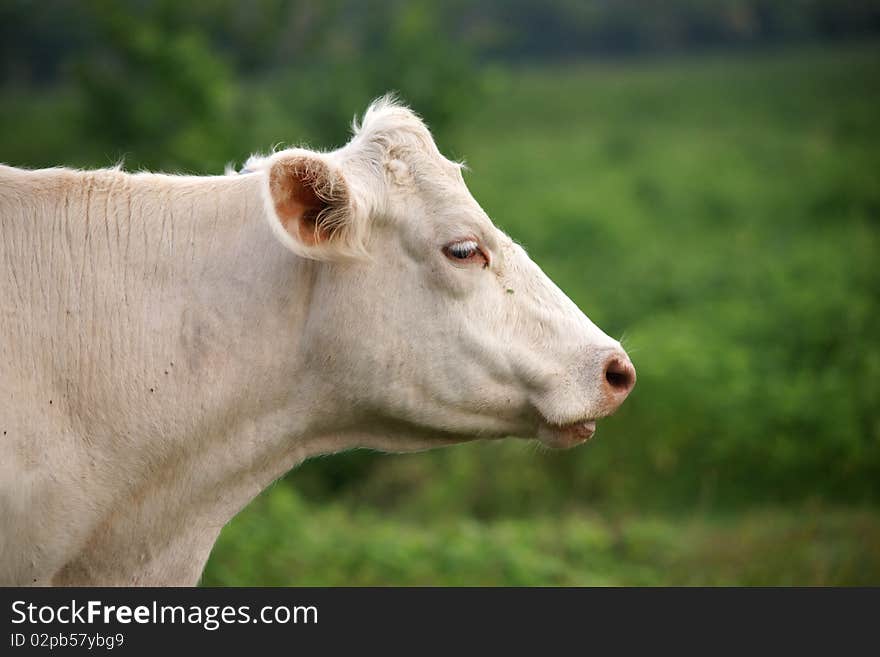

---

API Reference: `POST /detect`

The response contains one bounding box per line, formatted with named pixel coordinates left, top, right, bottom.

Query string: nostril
left=605, top=357, right=636, bottom=393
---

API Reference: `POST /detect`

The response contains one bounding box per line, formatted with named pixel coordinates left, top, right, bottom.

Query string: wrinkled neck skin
left=0, top=168, right=419, bottom=586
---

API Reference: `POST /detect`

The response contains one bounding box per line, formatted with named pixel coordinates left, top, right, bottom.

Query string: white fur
left=0, top=98, right=630, bottom=586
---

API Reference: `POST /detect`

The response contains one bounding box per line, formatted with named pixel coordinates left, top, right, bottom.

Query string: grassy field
left=200, top=44, right=880, bottom=586
left=203, top=486, right=880, bottom=586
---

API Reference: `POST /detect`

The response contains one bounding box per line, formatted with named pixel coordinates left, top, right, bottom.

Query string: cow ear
left=265, top=151, right=366, bottom=259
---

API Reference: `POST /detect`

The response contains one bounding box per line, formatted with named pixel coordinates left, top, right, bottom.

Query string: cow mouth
left=536, top=418, right=598, bottom=449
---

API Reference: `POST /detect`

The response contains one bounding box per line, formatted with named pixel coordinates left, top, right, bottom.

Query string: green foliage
left=71, top=0, right=238, bottom=171
left=466, top=0, right=880, bottom=58
left=0, top=0, right=482, bottom=166
left=203, top=486, right=880, bottom=585
left=256, top=1, right=483, bottom=149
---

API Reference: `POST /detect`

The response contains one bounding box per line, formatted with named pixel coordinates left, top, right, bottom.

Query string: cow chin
left=536, top=419, right=598, bottom=449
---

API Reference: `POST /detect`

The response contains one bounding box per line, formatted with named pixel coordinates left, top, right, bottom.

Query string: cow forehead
left=408, top=174, right=499, bottom=239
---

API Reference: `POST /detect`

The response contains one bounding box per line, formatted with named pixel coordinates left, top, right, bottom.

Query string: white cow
left=0, top=97, right=635, bottom=586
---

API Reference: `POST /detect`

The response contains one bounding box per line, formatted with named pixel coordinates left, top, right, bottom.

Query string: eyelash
left=443, top=239, right=489, bottom=267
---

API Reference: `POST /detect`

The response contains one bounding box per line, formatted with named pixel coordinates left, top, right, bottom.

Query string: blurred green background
left=3, top=0, right=879, bottom=585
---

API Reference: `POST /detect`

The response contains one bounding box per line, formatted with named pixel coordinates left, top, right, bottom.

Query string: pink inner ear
left=270, top=162, right=332, bottom=246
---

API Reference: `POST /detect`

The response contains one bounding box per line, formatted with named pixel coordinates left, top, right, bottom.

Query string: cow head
left=251, top=97, right=635, bottom=450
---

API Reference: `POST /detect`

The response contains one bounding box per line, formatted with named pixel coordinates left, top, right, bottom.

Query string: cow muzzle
left=536, top=349, right=636, bottom=449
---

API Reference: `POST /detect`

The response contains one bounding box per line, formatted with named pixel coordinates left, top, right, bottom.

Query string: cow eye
left=443, top=239, right=488, bottom=267
left=447, top=241, right=478, bottom=259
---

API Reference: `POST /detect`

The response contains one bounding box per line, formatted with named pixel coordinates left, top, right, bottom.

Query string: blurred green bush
left=202, top=486, right=880, bottom=585
left=0, top=0, right=483, bottom=170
